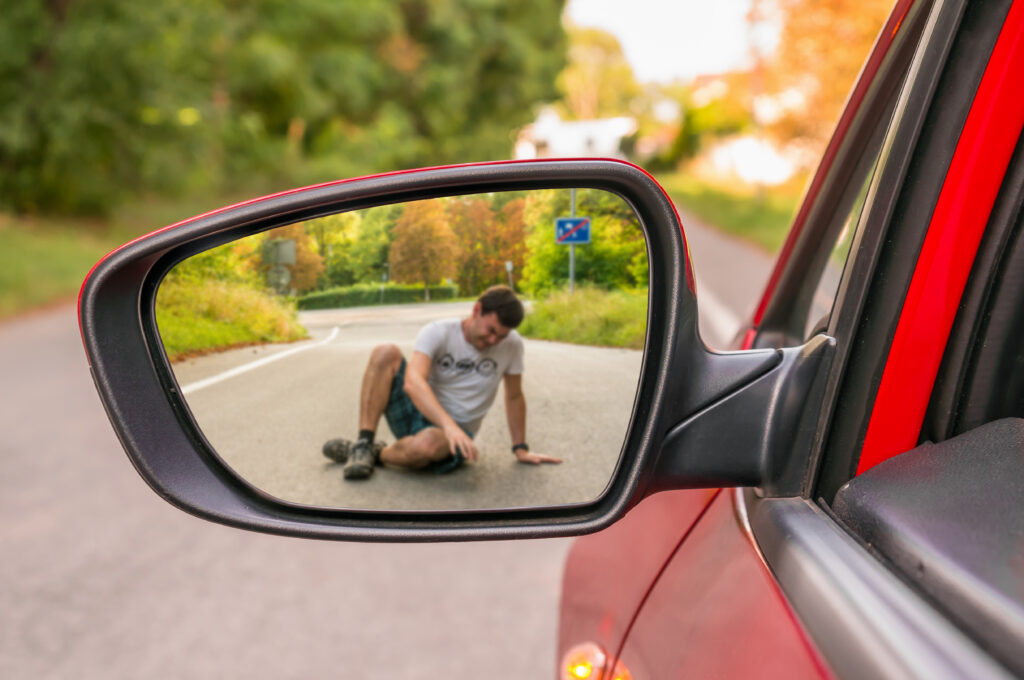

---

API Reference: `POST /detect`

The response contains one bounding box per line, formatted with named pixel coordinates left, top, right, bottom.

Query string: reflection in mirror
left=156, top=189, right=648, bottom=511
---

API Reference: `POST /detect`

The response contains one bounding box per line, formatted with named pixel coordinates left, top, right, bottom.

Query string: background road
left=1, top=209, right=771, bottom=678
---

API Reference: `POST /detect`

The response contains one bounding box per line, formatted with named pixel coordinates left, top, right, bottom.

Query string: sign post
left=555, top=189, right=590, bottom=294
left=570, top=188, right=576, bottom=294
left=379, top=262, right=390, bottom=305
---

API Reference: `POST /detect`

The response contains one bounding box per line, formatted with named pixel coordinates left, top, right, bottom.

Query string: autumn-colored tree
left=446, top=195, right=530, bottom=295
left=498, top=197, right=528, bottom=286
left=448, top=197, right=498, bottom=295
left=763, top=0, right=895, bottom=150
left=389, top=199, right=459, bottom=300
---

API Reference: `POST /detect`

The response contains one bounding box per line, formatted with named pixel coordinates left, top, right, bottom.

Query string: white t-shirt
left=413, top=318, right=524, bottom=435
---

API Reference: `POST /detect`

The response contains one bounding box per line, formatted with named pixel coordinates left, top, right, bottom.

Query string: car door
left=557, top=0, right=927, bottom=675
left=583, top=0, right=1024, bottom=677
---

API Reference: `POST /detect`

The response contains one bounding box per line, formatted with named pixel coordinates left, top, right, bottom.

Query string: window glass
left=803, top=166, right=876, bottom=338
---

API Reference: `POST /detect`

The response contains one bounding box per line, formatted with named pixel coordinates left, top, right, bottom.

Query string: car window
left=798, top=69, right=903, bottom=342
left=803, top=160, right=877, bottom=339
left=754, top=26, right=917, bottom=349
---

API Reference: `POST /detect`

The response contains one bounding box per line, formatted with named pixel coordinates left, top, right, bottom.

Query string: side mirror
left=80, top=159, right=832, bottom=541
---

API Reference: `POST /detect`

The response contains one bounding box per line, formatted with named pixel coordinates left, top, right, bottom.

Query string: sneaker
left=322, top=438, right=384, bottom=464
left=343, top=441, right=378, bottom=480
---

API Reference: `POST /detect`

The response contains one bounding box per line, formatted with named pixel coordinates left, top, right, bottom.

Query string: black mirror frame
left=80, top=159, right=781, bottom=541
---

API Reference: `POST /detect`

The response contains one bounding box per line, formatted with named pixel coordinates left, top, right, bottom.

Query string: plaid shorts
left=384, top=358, right=473, bottom=474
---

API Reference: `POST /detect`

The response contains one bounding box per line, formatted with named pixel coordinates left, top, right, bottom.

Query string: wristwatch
left=512, top=443, right=529, bottom=454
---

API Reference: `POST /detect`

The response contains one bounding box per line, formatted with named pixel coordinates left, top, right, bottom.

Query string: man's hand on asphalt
left=444, top=423, right=479, bottom=462
left=515, top=450, right=562, bottom=465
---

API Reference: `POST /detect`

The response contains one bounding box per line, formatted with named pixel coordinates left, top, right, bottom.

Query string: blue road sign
left=555, top=217, right=591, bottom=244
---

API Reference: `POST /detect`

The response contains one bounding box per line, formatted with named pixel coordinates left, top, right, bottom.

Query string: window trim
left=857, top=0, right=1024, bottom=474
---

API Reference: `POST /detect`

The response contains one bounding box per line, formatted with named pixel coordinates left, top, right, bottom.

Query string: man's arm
left=503, top=373, right=562, bottom=465
left=404, top=351, right=479, bottom=461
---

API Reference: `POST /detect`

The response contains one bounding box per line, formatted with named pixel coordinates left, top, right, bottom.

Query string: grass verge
left=519, top=286, right=647, bottom=349
left=156, top=279, right=308, bottom=361
left=0, top=192, right=258, bottom=322
left=655, top=172, right=805, bottom=254
left=0, top=219, right=120, bottom=319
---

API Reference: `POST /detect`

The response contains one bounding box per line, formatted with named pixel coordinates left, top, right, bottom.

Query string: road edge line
left=181, top=326, right=340, bottom=395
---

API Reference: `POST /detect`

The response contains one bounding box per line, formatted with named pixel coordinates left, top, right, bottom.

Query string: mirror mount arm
left=649, top=335, right=836, bottom=497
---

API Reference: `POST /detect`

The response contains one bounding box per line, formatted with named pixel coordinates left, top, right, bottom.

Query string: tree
left=445, top=193, right=529, bottom=296
left=496, top=197, right=529, bottom=288
left=388, top=199, right=458, bottom=300
left=521, top=189, right=647, bottom=296
left=311, top=206, right=396, bottom=288
left=558, top=27, right=641, bottom=120
left=654, top=74, right=755, bottom=169
left=0, top=1, right=218, bottom=214
left=448, top=197, right=498, bottom=296
left=165, top=234, right=262, bottom=287
left=762, top=0, right=894, bottom=150
left=1, top=0, right=568, bottom=215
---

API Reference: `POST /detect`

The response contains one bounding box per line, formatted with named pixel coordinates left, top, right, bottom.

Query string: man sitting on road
left=323, top=285, right=562, bottom=480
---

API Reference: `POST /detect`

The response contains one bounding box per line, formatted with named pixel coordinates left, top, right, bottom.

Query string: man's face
left=469, top=309, right=512, bottom=350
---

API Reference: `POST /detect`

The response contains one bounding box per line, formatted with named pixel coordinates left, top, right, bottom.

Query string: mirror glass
left=156, top=188, right=648, bottom=511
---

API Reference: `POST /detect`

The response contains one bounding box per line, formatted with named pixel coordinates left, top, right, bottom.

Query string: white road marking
left=181, top=326, right=340, bottom=395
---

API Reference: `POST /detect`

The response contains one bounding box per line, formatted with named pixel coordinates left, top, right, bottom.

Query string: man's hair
left=478, top=285, right=524, bottom=328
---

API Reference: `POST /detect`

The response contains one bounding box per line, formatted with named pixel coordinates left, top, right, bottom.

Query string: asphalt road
left=171, top=302, right=641, bottom=511
left=1, top=207, right=772, bottom=679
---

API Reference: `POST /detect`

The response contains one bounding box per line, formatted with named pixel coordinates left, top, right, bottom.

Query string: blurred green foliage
left=311, top=207, right=397, bottom=289
left=648, top=76, right=754, bottom=171
left=520, top=188, right=647, bottom=296
left=298, top=283, right=459, bottom=310
left=1, top=0, right=567, bottom=216
left=518, top=285, right=647, bottom=349
left=0, top=221, right=111, bottom=318
left=156, top=277, right=307, bottom=361
left=157, top=234, right=307, bottom=359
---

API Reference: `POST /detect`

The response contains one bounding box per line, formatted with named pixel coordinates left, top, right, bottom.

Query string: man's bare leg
left=381, top=427, right=452, bottom=469
left=358, top=343, right=403, bottom=431
left=342, top=343, right=403, bottom=480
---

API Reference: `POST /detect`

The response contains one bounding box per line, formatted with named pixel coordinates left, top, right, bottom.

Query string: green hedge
left=298, top=283, right=460, bottom=310
left=519, top=286, right=647, bottom=349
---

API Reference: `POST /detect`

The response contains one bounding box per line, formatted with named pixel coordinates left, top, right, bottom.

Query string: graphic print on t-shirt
left=436, top=353, right=498, bottom=376
left=416, top=319, right=524, bottom=434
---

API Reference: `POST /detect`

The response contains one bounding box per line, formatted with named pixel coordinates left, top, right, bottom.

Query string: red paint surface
left=615, top=493, right=830, bottom=678
left=557, top=489, right=718, bottom=675
left=752, top=0, right=916, bottom=327
left=741, top=327, right=757, bottom=351
left=858, top=2, right=1024, bottom=474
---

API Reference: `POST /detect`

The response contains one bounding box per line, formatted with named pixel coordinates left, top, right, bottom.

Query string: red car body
left=73, top=1, right=1024, bottom=676
left=558, top=0, right=1024, bottom=677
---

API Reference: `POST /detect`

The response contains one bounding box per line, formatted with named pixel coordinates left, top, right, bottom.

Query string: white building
left=515, top=108, right=637, bottom=159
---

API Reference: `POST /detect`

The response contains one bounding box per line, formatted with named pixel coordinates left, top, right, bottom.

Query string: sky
left=565, top=0, right=780, bottom=83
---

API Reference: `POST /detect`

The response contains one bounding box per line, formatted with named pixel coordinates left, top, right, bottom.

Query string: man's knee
left=404, top=428, right=447, bottom=461
left=385, top=428, right=449, bottom=467
left=368, top=343, right=402, bottom=372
